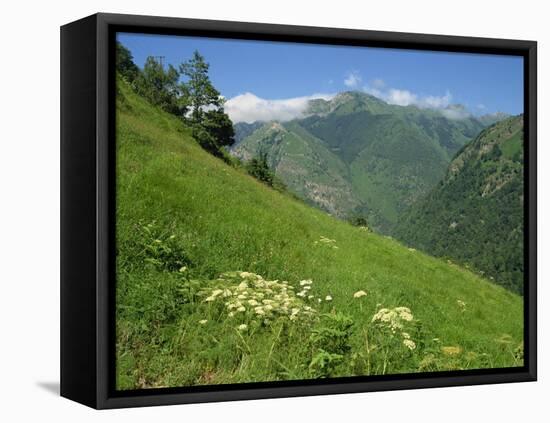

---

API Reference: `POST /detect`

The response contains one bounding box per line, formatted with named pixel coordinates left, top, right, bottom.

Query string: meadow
left=115, top=78, right=523, bottom=390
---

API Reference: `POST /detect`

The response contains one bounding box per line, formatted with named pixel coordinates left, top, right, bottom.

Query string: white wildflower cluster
left=401, top=332, right=416, bottom=350
left=313, top=236, right=339, bottom=249
left=456, top=300, right=466, bottom=312
left=371, top=306, right=416, bottom=350
left=201, top=271, right=317, bottom=325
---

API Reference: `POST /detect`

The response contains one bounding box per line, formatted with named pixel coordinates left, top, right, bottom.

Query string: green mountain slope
left=232, top=120, right=359, bottom=216
left=116, top=78, right=523, bottom=390
left=394, top=116, right=524, bottom=293
left=233, top=121, right=264, bottom=144
left=232, top=92, right=490, bottom=232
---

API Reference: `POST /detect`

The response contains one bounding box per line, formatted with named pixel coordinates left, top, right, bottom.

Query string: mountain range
left=394, top=115, right=524, bottom=293
left=232, top=91, right=507, bottom=232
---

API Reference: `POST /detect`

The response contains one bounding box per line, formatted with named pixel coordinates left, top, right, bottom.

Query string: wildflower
left=495, top=334, right=513, bottom=344
left=353, top=290, right=368, bottom=298
left=178, top=266, right=188, bottom=273
left=403, top=339, right=416, bottom=350
left=199, top=319, right=208, bottom=325
left=325, top=295, right=333, bottom=301
left=457, top=300, right=466, bottom=311
left=402, top=332, right=411, bottom=340
left=372, top=306, right=414, bottom=333
left=200, top=272, right=318, bottom=324
left=317, top=298, right=322, bottom=303
left=441, top=346, right=462, bottom=356
left=316, top=236, right=337, bottom=247
left=395, top=307, right=413, bottom=321
left=238, top=324, right=248, bottom=331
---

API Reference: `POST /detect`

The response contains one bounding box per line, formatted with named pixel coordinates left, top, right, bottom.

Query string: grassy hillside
left=394, top=116, right=524, bottom=294
left=232, top=92, right=489, bottom=232
left=116, top=78, right=523, bottom=390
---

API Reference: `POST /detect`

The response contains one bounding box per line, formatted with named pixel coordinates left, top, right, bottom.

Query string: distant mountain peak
left=478, top=111, right=512, bottom=126
left=306, top=90, right=390, bottom=117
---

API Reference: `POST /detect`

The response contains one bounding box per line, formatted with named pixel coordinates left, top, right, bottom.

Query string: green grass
left=115, top=78, right=524, bottom=390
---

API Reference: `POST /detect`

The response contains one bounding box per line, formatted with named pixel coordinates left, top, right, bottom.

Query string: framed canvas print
left=60, top=13, right=537, bottom=409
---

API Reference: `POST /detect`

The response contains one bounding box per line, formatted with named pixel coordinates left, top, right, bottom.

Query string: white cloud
left=344, top=71, right=362, bottom=88
left=421, top=91, right=452, bottom=109
left=386, top=89, right=418, bottom=106
left=363, top=82, right=464, bottom=118
left=440, top=106, right=471, bottom=120
left=225, top=92, right=335, bottom=123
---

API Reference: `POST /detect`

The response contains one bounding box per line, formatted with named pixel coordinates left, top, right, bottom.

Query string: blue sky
left=118, top=32, right=523, bottom=123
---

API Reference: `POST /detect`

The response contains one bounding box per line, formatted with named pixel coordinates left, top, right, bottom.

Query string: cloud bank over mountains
left=225, top=71, right=476, bottom=123
left=225, top=92, right=335, bottom=123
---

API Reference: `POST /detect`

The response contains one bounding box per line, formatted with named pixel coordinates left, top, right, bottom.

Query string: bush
left=308, top=312, right=354, bottom=377
left=137, top=221, right=191, bottom=272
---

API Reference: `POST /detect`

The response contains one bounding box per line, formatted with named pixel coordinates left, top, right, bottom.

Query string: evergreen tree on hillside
left=246, top=153, right=275, bottom=186
left=116, top=41, right=139, bottom=83
left=179, top=51, right=223, bottom=123
left=179, top=51, right=234, bottom=155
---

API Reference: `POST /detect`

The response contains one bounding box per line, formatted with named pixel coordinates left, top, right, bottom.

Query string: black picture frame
left=60, top=12, right=537, bottom=409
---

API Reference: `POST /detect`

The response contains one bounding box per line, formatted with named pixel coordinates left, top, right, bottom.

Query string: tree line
left=116, top=42, right=234, bottom=159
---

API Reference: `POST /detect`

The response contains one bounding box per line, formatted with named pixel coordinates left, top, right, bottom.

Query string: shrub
left=138, top=221, right=190, bottom=272
left=308, top=312, right=354, bottom=377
